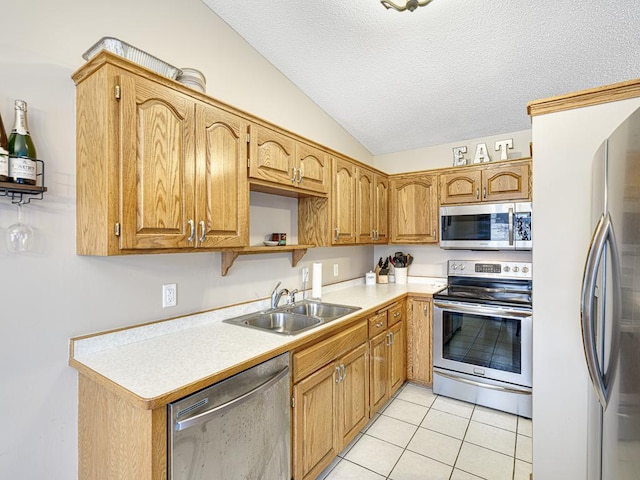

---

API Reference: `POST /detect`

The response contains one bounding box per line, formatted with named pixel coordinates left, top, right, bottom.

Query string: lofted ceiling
left=201, top=0, right=640, bottom=156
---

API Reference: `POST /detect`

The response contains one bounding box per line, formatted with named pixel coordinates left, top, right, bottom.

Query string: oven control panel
left=448, top=260, right=532, bottom=279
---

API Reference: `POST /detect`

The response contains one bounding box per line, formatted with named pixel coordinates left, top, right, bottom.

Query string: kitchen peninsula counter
left=70, top=279, right=445, bottom=409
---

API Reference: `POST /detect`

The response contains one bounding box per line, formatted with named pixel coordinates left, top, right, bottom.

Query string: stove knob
left=513, top=266, right=520, bottom=273
left=503, top=266, right=510, bottom=272
left=522, top=266, right=529, bottom=273
left=460, top=264, right=466, bottom=270
left=451, top=264, right=458, bottom=271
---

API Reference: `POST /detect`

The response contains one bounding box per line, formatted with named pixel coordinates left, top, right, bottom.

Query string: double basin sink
left=224, top=300, right=362, bottom=335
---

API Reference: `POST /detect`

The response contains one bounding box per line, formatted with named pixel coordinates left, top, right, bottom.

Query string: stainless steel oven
left=433, top=260, right=533, bottom=418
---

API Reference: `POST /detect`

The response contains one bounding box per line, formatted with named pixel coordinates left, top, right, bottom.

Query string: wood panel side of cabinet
left=293, top=363, right=339, bottom=480
left=407, top=297, right=433, bottom=386
left=76, top=66, right=120, bottom=255
left=78, top=375, right=166, bottom=480
left=195, top=102, right=249, bottom=247
left=298, top=196, right=331, bottom=246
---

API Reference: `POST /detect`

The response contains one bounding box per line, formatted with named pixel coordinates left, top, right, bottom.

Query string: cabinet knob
left=393, top=312, right=401, bottom=318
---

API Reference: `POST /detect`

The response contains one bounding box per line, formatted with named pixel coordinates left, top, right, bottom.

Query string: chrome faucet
left=270, top=281, right=290, bottom=309
left=288, top=289, right=299, bottom=305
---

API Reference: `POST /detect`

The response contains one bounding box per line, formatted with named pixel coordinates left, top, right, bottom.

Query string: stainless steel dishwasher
left=168, top=353, right=290, bottom=480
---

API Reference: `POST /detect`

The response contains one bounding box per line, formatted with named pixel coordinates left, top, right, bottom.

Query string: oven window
left=441, top=213, right=509, bottom=241
left=442, top=311, right=522, bottom=374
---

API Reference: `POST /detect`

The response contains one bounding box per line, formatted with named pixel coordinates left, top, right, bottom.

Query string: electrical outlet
left=333, top=263, right=339, bottom=276
left=163, top=284, right=177, bottom=308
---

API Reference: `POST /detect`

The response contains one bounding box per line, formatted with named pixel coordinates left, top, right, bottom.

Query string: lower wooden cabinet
left=369, top=301, right=407, bottom=416
left=407, top=296, right=433, bottom=385
left=292, top=322, right=369, bottom=480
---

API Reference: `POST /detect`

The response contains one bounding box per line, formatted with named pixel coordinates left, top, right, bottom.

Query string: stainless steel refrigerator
left=581, top=106, right=640, bottom=480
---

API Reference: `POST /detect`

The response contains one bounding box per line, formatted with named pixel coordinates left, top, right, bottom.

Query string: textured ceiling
left=201, top=0, right=640, bottom=155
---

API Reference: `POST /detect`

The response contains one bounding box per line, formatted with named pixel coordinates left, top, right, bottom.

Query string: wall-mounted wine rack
left=0, top=158, right=47, bottom=205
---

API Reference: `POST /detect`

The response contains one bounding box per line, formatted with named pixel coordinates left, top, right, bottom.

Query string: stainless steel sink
left=223, top=300, right=361, bottom=335
left=280, top=300, right=361, bottom=322
left=224, top=311, right=323, bottom=335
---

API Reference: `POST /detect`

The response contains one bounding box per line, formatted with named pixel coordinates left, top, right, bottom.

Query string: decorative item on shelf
left=8, top=100, right=37, bottom=185
left=263, top=240, right=279, bottom=246
left=271, top=233, right=286, bottom=245
left=381, top=0, right=434, bottom=12
left=452, top=138, right=515, bottom=166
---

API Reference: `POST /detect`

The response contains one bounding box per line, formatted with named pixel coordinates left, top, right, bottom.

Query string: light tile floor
left=318, top=382, right=532, bottom=480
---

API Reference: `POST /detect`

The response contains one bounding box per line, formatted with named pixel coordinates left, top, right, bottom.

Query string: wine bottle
left=0, top=112, right=8, bottom=182
left=8, top=99, right=37, bottom=186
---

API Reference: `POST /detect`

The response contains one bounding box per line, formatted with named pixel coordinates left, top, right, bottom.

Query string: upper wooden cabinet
left=248, top=123, right=329, bottom=196
left=440, top=158, right=531, bottom=205
left=389, top=173, right=439, bottom=244
left=332, top=157, right=357, bottom=244
left=74, top=53, right=248, bottom=255
left=374, top=174, right=389, bottom=244
left=355, top=167, right=374, bottom=244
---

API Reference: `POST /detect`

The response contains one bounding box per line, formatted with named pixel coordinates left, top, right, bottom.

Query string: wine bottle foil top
left=15, top=100, right=27, bottom=111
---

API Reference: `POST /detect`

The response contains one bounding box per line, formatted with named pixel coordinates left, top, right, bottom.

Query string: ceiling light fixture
left=380, top=0, right=434, bottom=12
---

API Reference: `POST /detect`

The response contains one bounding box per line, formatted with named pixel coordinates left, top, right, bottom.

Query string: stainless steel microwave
left=439, top=202, right=532, bottom=250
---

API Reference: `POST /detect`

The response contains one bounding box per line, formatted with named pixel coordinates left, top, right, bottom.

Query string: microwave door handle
left=508, top=207, right=514, bottom=246
left=580, top=213, right=621, bottom=409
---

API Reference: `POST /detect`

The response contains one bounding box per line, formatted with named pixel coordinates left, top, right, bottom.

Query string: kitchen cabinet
left=389, top=173, right=438, bottom=244
left=248, top=123, right=329, bottom=196
left=292, top=320, right=369, bottom=480
left=369, top=302, right=406, bottom=414
left=355, top=167, right=389, bottom=244
left=373, top=174, right=389, bottom=244
left=407, top=296, right=433, bottom=386
left=331, top=157, right=357, bottom=244
left=74, top=52, right=248, bottom=255
left=439, top=158, right=531, bottom=205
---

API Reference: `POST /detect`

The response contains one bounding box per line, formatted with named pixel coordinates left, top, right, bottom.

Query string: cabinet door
left=297, top=142, right=329, bottom=194
left=195, top=103, right=249, bottom=248
left=388, top=320, right=406, bottom=395
left=390, top=175, right=438, bottom=243
left=248, top=124, right=296, bottom=187
left=373, top=174, right=389, bottom=244
left=293, top=362, right=338, bottom=480
left=332, top=157, right=356, bottom=245
left=482, top=163, right=530, bottom=202
left=407, top=298, right=433, bottom=385
left=119, top=73, right=195, bottom=250
left=369, top=330, right=389, bottom=414
left=439, top=169, right=482, bottom=205
left=355, top=168, right=375, bottom=244
left=338, top=343, right=370, bottom=449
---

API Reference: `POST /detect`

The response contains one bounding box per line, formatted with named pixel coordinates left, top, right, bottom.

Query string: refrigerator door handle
left=580, top=212, right=622, bottom=410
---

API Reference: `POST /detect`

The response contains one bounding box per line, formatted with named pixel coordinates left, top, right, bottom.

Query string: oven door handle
left=434, top=301, right=531, bottom=319
left=434, top=370, right=532, bottom=395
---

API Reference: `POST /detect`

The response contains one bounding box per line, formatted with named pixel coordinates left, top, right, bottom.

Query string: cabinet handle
left=476, top=187, right=480, bottom=199
left=335, top=366, right=341, bottom=383
left=340, top=364, right=346, bottom=381
left=391, top=332, right=395, bottom=344
left=386, top=333, right=392, bottom=346
left=187, top=219, right=195, bottom=242
left=334, top=227, right=339, bottom=241
left=376, top=321, right=383, bottom=329
left=483, top=186, right=487, bottom=199
left=393, top=312, right=401, bottom=318
left=291, top=166, right=297, bottom=183
left=297, top=168, right=303, bottom=184
left=432, top=230, right=436, bottom=237
left=199, top=220, right=206, bottom=243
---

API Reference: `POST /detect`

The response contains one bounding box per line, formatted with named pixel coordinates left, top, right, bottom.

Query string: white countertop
left=70, top=278, right=445, bottom=405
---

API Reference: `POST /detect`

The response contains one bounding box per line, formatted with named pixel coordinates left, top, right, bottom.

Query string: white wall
left=531, top=98, right=640, bottom=478
left=374, top=129, right=531, bottom=173
left=0, top=1, right=373, bottom=478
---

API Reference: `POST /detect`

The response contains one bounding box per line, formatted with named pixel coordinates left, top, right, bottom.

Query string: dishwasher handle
left=175, top=365, right=289, bottom=431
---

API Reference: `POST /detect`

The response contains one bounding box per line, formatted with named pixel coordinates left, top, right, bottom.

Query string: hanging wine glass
left=6, top=203, right=34, bottom=253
